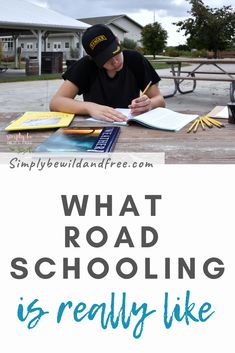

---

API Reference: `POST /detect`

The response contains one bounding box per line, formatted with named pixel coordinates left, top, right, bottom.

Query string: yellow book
left=5, top=111, right=74, bottom=131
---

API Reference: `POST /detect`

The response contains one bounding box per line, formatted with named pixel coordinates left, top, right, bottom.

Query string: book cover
left=34, top=126, right=120, bottom=152
left=5, top=111, right=74, bottom=131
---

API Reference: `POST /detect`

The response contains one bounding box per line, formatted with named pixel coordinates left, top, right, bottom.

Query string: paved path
left=158, top=64, right=233, bottom=113
left=0, top=79, right=63, bottom=112
left=0, top=66, right=232, bottom=114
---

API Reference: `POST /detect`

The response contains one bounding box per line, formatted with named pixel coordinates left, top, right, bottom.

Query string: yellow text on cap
left=90, top=35, right=107, bottom=50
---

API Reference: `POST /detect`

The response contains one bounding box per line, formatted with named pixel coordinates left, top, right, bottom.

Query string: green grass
left=0, top=61, right=26, bottom=69
left=0, top=58, right=167, bottom=83
left=0, top=73, right=62, bottom=83
left=150, top=62, right=171, bottom=70
left=146, top=57, right=172, bottom=70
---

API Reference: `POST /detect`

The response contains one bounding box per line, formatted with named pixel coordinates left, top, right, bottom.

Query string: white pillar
left=13, top=35, right=19, bottom=68
left=32, top=29, right=45, bottom=76
left=38, top=30, right=42, bottom=75
left=75, top=31, right=84, bottom=59
left=79, top=31, right=83, bottom=58
left=43, top=32, right=49, bottom=52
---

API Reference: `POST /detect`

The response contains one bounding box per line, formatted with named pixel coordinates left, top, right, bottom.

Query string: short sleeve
left=62, top=56, right=97, bottom=95
left=123, top=50, right=161, bottom=92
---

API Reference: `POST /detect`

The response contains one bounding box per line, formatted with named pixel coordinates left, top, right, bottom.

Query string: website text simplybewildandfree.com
left=8, top=156, right=154, bottom=171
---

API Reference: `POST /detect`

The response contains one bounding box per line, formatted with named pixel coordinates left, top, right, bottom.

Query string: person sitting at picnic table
left=50, top=24, right=165, bottom=122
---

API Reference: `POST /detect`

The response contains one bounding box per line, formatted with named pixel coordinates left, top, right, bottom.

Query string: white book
left=213, top=106, right=228, bottom=119
left=88, top=107, right=198, bottom=132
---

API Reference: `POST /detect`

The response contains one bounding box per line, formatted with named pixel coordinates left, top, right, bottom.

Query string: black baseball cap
left=82, top=24, right=122, bottom=67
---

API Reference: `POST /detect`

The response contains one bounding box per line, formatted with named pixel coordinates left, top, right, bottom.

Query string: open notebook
left=88, top=107, right=198, bottom=132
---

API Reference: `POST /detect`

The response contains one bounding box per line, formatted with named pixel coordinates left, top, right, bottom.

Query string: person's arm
left=50, top=80, right=127, bottom=122
left=128, top=84, right=165, bottom=115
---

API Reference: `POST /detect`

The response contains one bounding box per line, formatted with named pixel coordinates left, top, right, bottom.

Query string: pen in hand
left=141, top=81, right=152, bottom=96
left=129, top=81, right=152, bottom=115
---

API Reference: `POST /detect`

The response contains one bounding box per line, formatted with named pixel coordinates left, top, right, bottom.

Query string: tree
left=70, top=47, right=79, bottom=58
left=174, top=0, right=235, bottom=57
left=121, top=38, right=137, bottom=50
left=141, top=22, right=168, bottom=58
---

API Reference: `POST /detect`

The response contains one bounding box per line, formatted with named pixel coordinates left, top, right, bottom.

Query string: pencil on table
left=187, top=119, right=198, bottom=133
left=200, top=117, right=205, bottom=130
left=201, top=116, right=213, bottom=128
left=208, top=119, right=221, bottom=128
left=206, top=116, right=225, bottom=127
left=193, top=119, right=200, bottom=133
left=141, top=81, right=152, bottom=96
left=205, top=117, right=221, bottom=128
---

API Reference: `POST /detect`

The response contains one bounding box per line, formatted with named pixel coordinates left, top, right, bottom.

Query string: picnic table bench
left=0, top=64, right=8, bottom=73
left=155, top=58, right=235, bottom=101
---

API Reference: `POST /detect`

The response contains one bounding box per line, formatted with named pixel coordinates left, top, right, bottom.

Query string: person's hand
left=87, top=103, right=128, bottom=122
left=128, top=95, right=152, bottom=115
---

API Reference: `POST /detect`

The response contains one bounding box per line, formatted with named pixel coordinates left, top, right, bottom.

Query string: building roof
left=0, top=0, right=90, bottom=75
left=0, top=0, right=89, bottom=32
left=79, top=14, right=143, bottom=30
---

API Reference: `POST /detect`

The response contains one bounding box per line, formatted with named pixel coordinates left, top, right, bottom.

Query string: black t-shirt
left=62, top=50, right=161, bottom=108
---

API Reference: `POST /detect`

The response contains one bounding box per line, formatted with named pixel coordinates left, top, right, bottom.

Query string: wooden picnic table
left=0, top=108, right=235, bottom=164
left=155, top=58, right=235, bottom=101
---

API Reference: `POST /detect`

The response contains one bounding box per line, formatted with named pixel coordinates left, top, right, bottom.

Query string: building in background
left=1, top=14, right=143, bottom=61
left=1, top=33, right=80, bottom=60
left=79, top=15, right=143, bottom=44
left=0, top=0, right=89, bottom=74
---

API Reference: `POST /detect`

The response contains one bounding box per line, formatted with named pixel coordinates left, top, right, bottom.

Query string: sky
left=28, top=0, right=233, bottom=46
